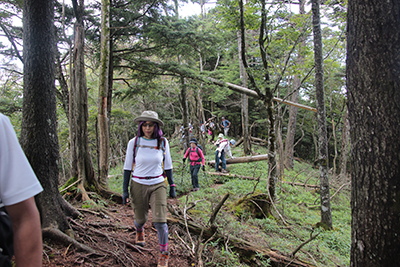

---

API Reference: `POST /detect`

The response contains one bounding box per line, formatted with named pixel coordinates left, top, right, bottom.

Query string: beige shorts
left=130, top=180, right=167, bottom=224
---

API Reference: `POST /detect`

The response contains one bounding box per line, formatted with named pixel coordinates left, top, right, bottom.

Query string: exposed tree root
left=42, top=227, right=96, bottom=254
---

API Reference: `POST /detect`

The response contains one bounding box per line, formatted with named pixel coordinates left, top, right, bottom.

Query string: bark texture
left=21, top=0, right=70, bottom=231
left=347, top=0, right=400, bottom=265
left=312, top=0, right=332, bottom=229
left=70, top=0, right=96, bottom=201
left=98, top=0, right=110, bottom=187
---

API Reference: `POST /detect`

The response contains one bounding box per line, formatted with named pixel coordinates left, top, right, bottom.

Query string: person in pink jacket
left=183, top=138, right=205, bottom=191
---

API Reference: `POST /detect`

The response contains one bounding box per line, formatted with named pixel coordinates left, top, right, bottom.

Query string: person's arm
left=228, top=121, right=231, bottom=127
left=199, top=149, right=206, bottom=166
left=6, top=197, right=42, bottom=267
left=123, top=170, right=131, bottom=204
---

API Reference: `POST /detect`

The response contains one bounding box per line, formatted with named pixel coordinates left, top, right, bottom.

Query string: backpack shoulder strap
left=132, top=137, right=140, bottom=166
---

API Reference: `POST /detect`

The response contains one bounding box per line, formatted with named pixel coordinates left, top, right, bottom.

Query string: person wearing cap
left=220, top=117, right=231, bottom=137
left=214, top=133, right=229, bottom=173
left=122, top=110, right=174, bottom=267
left=182, top=138, right=205, bottom=191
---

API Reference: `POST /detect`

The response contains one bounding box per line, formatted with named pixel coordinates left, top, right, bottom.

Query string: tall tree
left=312, top=0, right=332, bottom=229
left=70, top=0, right=96, bottom=201
left=98, top=0, right=110, bottom=187
left=284, top=0, right=306, bottom=169
left=239, top=0, right=278, bottom=199
left=238, top=30, right=251, bottom=155
left=20, top=0, right=71, bottom=231
left=347, top=0, right=400, bottom=265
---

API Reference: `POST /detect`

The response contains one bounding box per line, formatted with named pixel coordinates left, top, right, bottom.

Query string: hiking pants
left=215, top=150, right=226, bottom=171
left=190, top=164, right=201, bottom=189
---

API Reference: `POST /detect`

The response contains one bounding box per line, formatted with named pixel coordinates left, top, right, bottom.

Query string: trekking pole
left=202, top=166, right=208, bottom=183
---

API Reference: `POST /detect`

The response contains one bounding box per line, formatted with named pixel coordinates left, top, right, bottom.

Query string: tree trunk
left=338, top=107, right=349, bottom=179
left=21, top=0, right=70, bottom=231
left=98, top=0, right=110, bottom=187
left=239, top=0, right=278, bottom=200
left=312, top=0, right=332, bottom=229
left=180, top=76, right=190, bottom=151
left=70, top=0, right=96, bottom=202
left=284, top=0, right=305, bottom=170
left=237, top=31, right=251, bottom=155
left=198, top=53, right=207, bottom=154
left=347, top=0, right=400, bottom=265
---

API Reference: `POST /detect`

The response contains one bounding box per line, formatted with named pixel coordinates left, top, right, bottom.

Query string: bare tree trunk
left=198, top=53, right=207, bottom=154
left=180, top=76, right=190, bottom=151
left=21, top=0, right=71, bottom=231
left=237, top=31, right=251, bottom=155
left=338, top=107, right=349, bottom=179
left=71, top=0, right=96, bottom=202
left=98, top=0, right=110, bottom=187
left=284, top=0, right=305, bottom=170
left=239, top=0, right=278, bottom=200
left=312, top=0, right=332, bottom=229
left=347, top=1, right=400, bottom=265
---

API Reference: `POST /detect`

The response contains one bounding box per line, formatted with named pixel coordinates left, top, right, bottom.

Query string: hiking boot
left=157, top=251, right=169, bottom=267
left=221, top=169, right=228, bottom=173
left=135, top=230, right=145, bottom=247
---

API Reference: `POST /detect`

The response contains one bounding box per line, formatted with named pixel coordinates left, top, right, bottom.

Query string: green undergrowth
left=108, top=138, right=351, bottom=267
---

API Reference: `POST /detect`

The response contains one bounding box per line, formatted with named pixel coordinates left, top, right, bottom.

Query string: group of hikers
left=181, top=116, right=232, bottom=144
left=0, top=109, right=234, bottom=267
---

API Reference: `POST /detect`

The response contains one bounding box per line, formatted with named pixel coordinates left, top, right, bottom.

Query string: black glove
left=123, top=170, right=131, bottom=205
left=169, top=186, right=176, bottom=198
left=165, top=169, right=176, bottom=198
left=183, top=157, right=186, bottom=163
left=202, top=165, right=205, bottom=172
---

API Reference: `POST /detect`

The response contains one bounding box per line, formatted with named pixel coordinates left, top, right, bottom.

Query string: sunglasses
left=142, top=123, right=155, bottom=128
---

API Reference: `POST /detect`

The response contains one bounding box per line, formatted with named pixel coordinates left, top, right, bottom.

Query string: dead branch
left=330, top=182, right=351, bottom=200
left=207, top=171, right=259, bottom=180
left=290, top=231, right=320, bottom=257
left=208, top=193, right=230, bottom=226
left=60, top=178, right=82, bottom=193
left=282, top=181, right=319, bottom=188
left=267, top=185, right=288, bottom=226
left=167, top=216, right=315, bottom=267
left=183, top=194, right=196, bottom=254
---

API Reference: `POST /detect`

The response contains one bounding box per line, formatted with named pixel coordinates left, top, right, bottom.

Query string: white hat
left=218, top=133, right=224, bottom=138
left=133, top=110, right=164, bottom=126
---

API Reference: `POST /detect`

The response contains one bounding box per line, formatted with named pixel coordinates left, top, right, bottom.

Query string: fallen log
left=167, top=215, right=315, bottom=267
left=250, top=136, right=268, bottom=144
left=207, top=171, right=259, bottom=180
left=208, top=154, right=269, bottom=167
left=282, top=181, right=319, bottom=188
